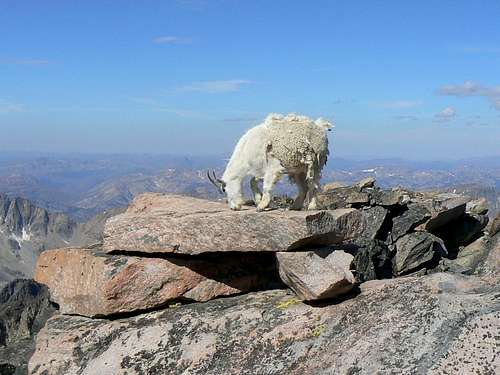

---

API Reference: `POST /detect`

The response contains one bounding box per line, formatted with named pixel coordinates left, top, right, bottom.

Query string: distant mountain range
left=0, top=152, right=498, bottom=220
left=0, top=151, right=498, bottom=286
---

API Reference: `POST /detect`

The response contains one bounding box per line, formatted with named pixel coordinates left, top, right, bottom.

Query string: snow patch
left=22, top=227, right=31, bottom=241
left=9, top=227, right=31, bottom=246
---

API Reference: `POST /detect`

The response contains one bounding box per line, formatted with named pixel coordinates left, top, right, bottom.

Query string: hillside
left=0, top=194, right=123, bottom=288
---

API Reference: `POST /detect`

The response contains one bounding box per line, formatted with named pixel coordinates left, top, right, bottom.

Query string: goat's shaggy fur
left=216, top=113, right=332, bottom=211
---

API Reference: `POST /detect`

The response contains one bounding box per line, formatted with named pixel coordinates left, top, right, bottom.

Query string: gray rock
left=466, top=197, right=488, bottom=215
left=361, top=206, right=388, bottom=240
left=0, top=279, right=55, bottom=375
left=316, top=186, right=359, bottom=209
left=351, top=239, right=393, bottom=282
left=393, top=232, right=447, bottom=275
left=477, top=233, right=499, bottom=276
left=371, top=189, right=407, bottom=207
left=432, top=214, right=488, bottom=252
left=29, top=273, right=500, bottom=375
left=346, top=192, right=370, bottom=205
left=391, top=203, right=431, bottom=241
left=357, top=177, right=376, bottom=190
left=276, top=250, right=355, bottom=300
left=422, top=193, right=470, bottom=231
left=487, top=212, right=500, bottom=236
left=103, top=194, right=366, bottom=254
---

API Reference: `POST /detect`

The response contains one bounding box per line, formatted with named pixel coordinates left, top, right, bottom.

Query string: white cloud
left=437, top=81, right=500, bottom=111
left=153, top=36, right=192, bottom=44
left=434, top=107, right=456, bottom=122
left=0, top=99, right=24, bottom=114
left=379, top=100, right=422, bottom=109
left=176, top=79, right=253, bottom=93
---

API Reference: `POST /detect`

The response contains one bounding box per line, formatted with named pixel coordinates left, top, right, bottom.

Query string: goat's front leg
left=256, top=162, right=283, bottom=211
left=225, top=179, right=245, bottom=210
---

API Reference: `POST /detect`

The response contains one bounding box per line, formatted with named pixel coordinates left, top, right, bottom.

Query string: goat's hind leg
left=250, top=177, right=262, bottom=205
left=306, top=176, right=321, bottom=210
left=290, top=173, right=307, bottom=210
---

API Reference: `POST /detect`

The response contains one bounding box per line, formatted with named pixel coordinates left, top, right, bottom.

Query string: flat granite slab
left=102, top=194, right=366, bottom=255
left=34, top=247, right=277, bottom=317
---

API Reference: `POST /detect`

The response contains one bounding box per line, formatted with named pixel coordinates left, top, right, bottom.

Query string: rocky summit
left=27, top=180, right=500, bottom=374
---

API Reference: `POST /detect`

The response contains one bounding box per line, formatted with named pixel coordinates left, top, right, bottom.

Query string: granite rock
left=103, top=194, right=365, bottom=254
left=34, top=248, right=278, bottom=317
left=276, top=250, right=355, bottom=300
left=29, top=273, right=500, bottom=375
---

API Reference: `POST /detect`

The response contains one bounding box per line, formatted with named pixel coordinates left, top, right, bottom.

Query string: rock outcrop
left=28, top=181, right=500, bottom=374
left=29, top=273, right=499, bottom=375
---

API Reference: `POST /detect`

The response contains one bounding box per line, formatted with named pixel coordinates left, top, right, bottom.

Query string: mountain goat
left=208, top=113, right=332, bottom=211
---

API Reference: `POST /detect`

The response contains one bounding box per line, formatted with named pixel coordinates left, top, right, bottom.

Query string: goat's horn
left=212, top=170, right=224, bottom=184
left=207, top=170, right=224, bottom=194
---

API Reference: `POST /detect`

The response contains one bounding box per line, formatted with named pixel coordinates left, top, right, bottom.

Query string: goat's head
left=207, top=170, right=226, bottom=195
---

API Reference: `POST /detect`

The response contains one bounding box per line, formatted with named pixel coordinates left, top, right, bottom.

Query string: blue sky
left=1, top=0, right=499, bottom=159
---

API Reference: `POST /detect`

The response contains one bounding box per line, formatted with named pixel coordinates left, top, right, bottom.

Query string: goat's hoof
left=256, top=205, right=268, bottom=212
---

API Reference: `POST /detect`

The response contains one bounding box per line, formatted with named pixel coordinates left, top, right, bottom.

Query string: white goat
left=208, top=113, right=332, bottom=211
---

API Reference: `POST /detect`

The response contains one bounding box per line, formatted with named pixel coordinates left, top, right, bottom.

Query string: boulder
left=360, top=206, right=388, bottom=240
left=421, top=193, right=470, bottom=231
left=34, top=248, right=277, bottom=317
left=440, top=235, right=491, bottom=275
left=103, top=194, right=365, bottom=254
left=393, top=232, right=447, bottom=275
left=276, top=250, right=355, bottom=300
left=29, top=273, right=500, bottom=375
left=371, top=189, right=407, bottom=207
left=391, top=203, right=431, bottom=241
left=357, top=177, right=376, bottom=190
left=346, top=192, right=370, bottom=205
left=315, top=186, right=356, bottom=209
left=350, top=239, right=392, bottom=282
